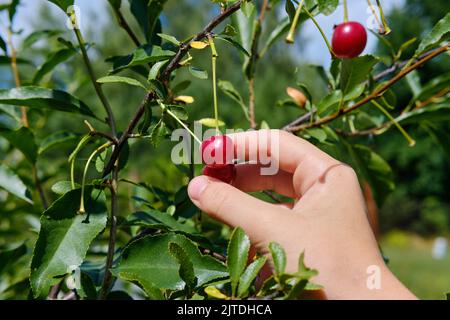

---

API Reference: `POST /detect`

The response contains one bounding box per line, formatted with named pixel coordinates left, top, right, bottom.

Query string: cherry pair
left=201, top=135, right=235, bottom=184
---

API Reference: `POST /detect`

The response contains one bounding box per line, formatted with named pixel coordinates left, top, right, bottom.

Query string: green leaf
left=188, top=66, right=208, bottom=80
left=241, top=0, right=255, bottom=18
left=317, top=0, right=338, bottom=15
left=0, top=87, right=96, bottom=118
left=169, top=242, right=197, bottom=290
left=259, top=17, right=290, bottom=57
left=157, top=33, right=180, bottom=46
left=397, top=104, right=450, bottom=124
left=51, top=181, right=78, bottom=195
left=415, top=12, right=450, bottom=55
left=148, top=59, right=168, bottom=80
left=284, top=278, right=308, bottom=299
left=108, top=44, right=174, bottom=75
left=97, top=75, right=147, bottom=90
left=413, top=72, right=450, bottom=102
left=129, top=0, right=168, bottom=43
left=30, top=188, right=107, bottom=298
left=22, top=30, right=62, bottom=49
left=0, top=243, right=27, bottom=275
left=33, top=48, right=77, bottom=84
left=215, top=36, right=250, bottom=57
left=227, top=227, right=250, bottom=297
left=218, top=80, right=248, bottom=118
left=285, top=0, right=296, bottom=22
left=114, top=233, right=227, bottom=294
left=8, top=0, right=20, bottom=22
left=0, top=164, right=33, bottom=204
left=340, top=55, right=378, bottom=95
left=107, top=0, right=122, bottom=10
left=150, top=119, right=167, bottom=147
left=47, top=0, right=74, bottom=12
left=0, top=55, right=32, bottom=65
left=167, top=105, right=188, bottom=121
left=126, top=210, right=198, bottom=235
left=0, top=127, right=38, bottom=163
left=237, top=256, right=267, bottom=298
left=269, top=242, right=286, bottom=277
left=38, top=131, right=78, bottom=155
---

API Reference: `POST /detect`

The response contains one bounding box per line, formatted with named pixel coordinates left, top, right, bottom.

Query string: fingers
left=188, top=175, right=281, bottom=240
left=233, top=163, right=296, bottom=198
left=228, top=130, right=340, bottom=196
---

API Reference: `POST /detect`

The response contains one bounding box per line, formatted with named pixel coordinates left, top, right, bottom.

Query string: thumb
left=188, top=175, right=279, bottom=239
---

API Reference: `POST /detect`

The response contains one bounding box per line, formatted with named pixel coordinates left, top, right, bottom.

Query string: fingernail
left=188, top=176, right=208, bottom=201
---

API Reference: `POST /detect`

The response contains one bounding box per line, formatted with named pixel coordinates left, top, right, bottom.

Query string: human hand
left=188, top=130, right=416, bottom=300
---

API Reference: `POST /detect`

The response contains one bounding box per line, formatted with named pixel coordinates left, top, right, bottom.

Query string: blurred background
left=0, top=0, right=449, bottom=299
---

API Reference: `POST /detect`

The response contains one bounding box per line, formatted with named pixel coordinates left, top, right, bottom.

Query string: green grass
left=381, top=233, right=450, bottom=300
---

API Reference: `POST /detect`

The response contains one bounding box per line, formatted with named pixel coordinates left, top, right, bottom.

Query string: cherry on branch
left=332, top=22, right=368, bottom=59
left=201, top=135, right=234, bottom=167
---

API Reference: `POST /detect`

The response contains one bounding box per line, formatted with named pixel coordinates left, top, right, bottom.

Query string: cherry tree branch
left=284, top=44, right=450, bottom=133
left=102, top=0, right=245, bottom=177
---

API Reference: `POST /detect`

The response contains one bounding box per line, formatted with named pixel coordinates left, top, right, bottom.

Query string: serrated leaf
left=215, top=36, right=250, bottom=57
left=227, top=227, right=250, bottom=297
left=237, top=256, right=267, bottom=298
left=148, top=59, right=168, bottom=80
left=114, top=233, right=227, bottom=293
left=317, top=0, right=338, bottom=15
left=126, top=210, right=198, bottom=235
left=269, top=242, right=286, bottom=278
left=0, top=164, right=33, bottom=204
left=0, top=127, right=38, bottom=163
left=30, top=188, right=107, bottom=298
left=97, top=75, right=147, bottom=90
left=157, top=33, right=180, bottom=45
left=150, top=119, right=167, bottom=147
left=39, top=131, right=78, bottom=155
left=169, top=242, right=197, bottom=289
left=129, top=0, right=168, bottom=43
left=415, top=12, right=450, bottom=55
left=0, top=87, right=96, bottom=118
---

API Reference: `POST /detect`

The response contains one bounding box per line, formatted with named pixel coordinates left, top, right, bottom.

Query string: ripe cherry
left=332, top=22, right=367, bottom=59
left=202, top=164, right=236, bottom=184
left=201, top=135, right=234, bottom=167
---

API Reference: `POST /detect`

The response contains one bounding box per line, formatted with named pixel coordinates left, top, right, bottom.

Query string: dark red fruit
left=203, top=164, right=236, bottom=184
left=201, top=135, right=234, bottom=167
left=332, top=22, right=367, bottom=59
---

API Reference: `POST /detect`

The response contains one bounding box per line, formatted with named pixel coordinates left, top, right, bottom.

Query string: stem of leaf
left=343, top=0, right=349, bottom=23
left=161, top=102, right=202, bottom=145
left=78, top=142, right=112, bottom=214
left=371, top=100, right=415, bottom=147
left=208, top=35, right=220, bottom=134
left=303, top=6, right=334, bottom=57
left=375, top=0, right=392, bottom=35
left=367, top=0, right=383, bottom=34
left=285, top=0, right=305, bottom=44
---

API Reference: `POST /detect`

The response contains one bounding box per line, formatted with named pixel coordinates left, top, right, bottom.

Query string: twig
left=102, top=0, right=245, bottom=177
left=112, top=8, right=141, bottom=47
left=99, top=166, right=119, bottom=299
left=248, top=78, right=257, bottom=128
left=285, top=44, right=450, bottom=133
left=72, top=20, right=117, bottom=137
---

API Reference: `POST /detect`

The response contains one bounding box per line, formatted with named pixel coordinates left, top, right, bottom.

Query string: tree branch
left=102, top=0, right=245, bottom=177
left=285, top=44, right=450, bottom=133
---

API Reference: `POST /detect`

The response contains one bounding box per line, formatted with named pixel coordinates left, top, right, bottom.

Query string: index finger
left=227, top=129, right=340, bottom=196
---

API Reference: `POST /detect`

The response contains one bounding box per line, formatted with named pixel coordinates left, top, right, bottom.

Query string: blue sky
left=0, top=0, right=405, bottom=66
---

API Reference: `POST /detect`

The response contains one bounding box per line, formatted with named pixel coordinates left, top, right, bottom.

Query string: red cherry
left=332, top=22, right=367, bottom=59
left=201, top=135, right=234, bottom=167
left=202, top=164, right=236, bottom=184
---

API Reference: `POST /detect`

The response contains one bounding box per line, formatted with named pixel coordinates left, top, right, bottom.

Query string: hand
left=188, top=130, right=416, bottom=300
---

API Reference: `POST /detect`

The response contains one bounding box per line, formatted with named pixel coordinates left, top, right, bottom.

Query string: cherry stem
left=285, top=0, right=305, bottom=44
left=343, top=0, right=349, bottom=22
left=375, top=0, right=391, bottom=35
left=78, top=142, right=112, bottom=214
left=303, top=6, right=335, bottom=57
left=367, top=0, right=383, bottom=33
left=208, top=35, right=220, bottom=134
left=160, top=100, right=202, bottom=145
left=371, top=100, right=415, bottom=147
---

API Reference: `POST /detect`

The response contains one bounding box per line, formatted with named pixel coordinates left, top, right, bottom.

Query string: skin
left=188, top=130, right=417, bottom=300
